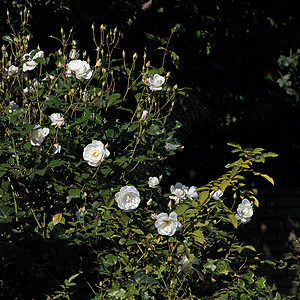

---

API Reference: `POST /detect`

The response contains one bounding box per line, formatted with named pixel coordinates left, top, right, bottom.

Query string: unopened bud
left=91, top=23, right=95, bottom=30
left=82, top=92, right=87, bottom=102
left=147, top=198, right=153, bottom=206
left=141, top=110, right=148, bottom=121
left=96, top=59, right=101, bottom=67
left=173, top=84, right=178, bottom=90
left=166, top=71, right=171, bottom=78
left=146, top=61, right=150, bottom=67
left=133, top=53, right=138, bottom=59
left=168, top=200, right=172, bottom=208
left=58, top=49, right=62, bottom=56
left=100, top=24, right=105, bottom=31
left=57, top=61, right=63, bottom=68
left=72, top=40, right=77, bottom=46
left=69, top=49, right=79, bottom=60
left=122, top=49, right=125, bottom=57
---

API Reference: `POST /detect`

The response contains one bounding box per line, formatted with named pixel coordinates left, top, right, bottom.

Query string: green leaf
left=48, top=160, right=65, bottom=168
left=228, top=214, right=238, bottom=228
left=0, top=206, right=14, bottom=223
left=175, top=204, right=189, bottom=216
left=192, top=229, right=204, bottom=244
left=52, top=213, right=62, bottom=226
left=68, top=188, right=81, bottom=198
left=198, top=190, right=209, bottom=203
left=227, top=142, right=241, bottom=149
left=220, top=180, right=229, bottom=192
left=36, top=168, right=47, bottom=176
left=106, top=93, right=122, bottom=107
left=146, top=124, right=164, bottom=135
left=254, top=172, right=274, bottom=185
left=2, top=35, right=13, bottom=43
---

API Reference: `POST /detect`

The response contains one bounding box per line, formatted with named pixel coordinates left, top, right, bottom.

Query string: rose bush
left=0, top=10, right=288, bottom=300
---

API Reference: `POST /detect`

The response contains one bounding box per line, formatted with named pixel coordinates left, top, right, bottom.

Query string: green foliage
left=0, top=10, right=288, bottom=300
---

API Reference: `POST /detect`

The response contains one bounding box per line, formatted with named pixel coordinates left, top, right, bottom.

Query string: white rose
left=148, top=176, right=159, bottom=188
left=165, top=135, right=180, bottom=151
left=49, top=113, right=65, bottom=127
left=53, top=143, right=62, bottom=154
left=169, top=182, right=188, bottom=204
left=210, top=189, right=223, bottom=200
left=65, top=60, right=93, bottom=80
left=9, top=101, right=19, bottom=113
left=23, top=50, right=44, bottom=72
left=187, top=186, right=198, bottom=200
left=23, top=86, right=33, bottom=95
left=179, top=255, right=200, bottom=274
left=155, top=212, right=181, bottom=236
left=83, top=140, right=110, bottom=167
left=31, top=125, right=50, bottom=146
left=6, top=65, right=19, bottom=76
left=235, top=199, right=253, bottom=224
left=147, top=74, right=165, bottom=91
left=115, top=185, right=141, bottom=211
left=69, top=49, right=79, bottom=60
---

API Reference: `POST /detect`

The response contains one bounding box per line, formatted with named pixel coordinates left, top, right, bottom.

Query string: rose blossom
left=49, top=113, right=65, bottom=127
left=65, top=60, right=93, bottom=80
left=31, top=125, right=50, bottom=146
left=83, top=140, right=110, bottom=167
left=148, top=176, right=159, bottom=188
left=179, top=255, right=200, bottom=274
left=115, top=185, right=141, bottom=211
left=23, top=50, right=44, bottom=72
left=6, top=65, right=18, bottom=76
left=210, top=189, right=223, bottom=200
left=186, top=186, right=198, bottom=200
left=155, top=212, right=181, bottom=236
left=165, top=135, right=180, bottom=151
left=235, top=199, right=253, bottom=224
left=169, top=182, right=188, bottom=204
left=147, top=74, right=165, bottom=91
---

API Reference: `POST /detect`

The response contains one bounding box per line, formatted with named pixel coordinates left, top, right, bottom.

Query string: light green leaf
left=198, top=190, right=209, bottom=203
left=68, top=188, right=81, bottom=198
left=175, top=204, right=189, bottom=216
left=52, top=213, right=62, bottom=226
left=192, top=229, right=204, bottom=244
left=228, top=214, right=238, bottom=228
left=220, top=180, right=229, bottom=192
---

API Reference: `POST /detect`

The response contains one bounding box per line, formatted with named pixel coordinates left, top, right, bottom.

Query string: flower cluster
left=169, top=182, right=198, bottom=204
left=23, top=50, right=44, bottom=72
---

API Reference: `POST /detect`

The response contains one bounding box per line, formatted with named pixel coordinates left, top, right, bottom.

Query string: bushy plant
left=0, top=9, right=292, bottom=300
